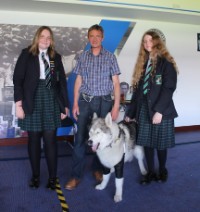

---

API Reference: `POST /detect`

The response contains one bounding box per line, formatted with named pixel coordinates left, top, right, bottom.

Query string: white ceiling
left=1, top=0, right=200, bottom=25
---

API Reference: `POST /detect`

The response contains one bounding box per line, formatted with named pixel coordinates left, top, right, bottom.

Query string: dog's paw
left=95, top=184, right=105, bottom=190
left=114, top=195, right=122, bottom=203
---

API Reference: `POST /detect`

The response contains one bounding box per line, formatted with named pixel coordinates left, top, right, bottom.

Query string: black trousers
left=27, top=130, right=57, bottom=179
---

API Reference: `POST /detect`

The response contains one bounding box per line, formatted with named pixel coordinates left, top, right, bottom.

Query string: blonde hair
left=29, top=26, right=55, bottom=58
left=132, top=30, right=178, bottom=88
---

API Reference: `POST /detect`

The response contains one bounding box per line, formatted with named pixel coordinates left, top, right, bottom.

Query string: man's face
left=121, top=85, right=129, bottom=95
left=88, top=29, right=103, bottom=48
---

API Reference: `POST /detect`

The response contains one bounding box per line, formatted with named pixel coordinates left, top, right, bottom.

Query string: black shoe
left=29, top=177, right=40, bottom=188
left=157, top=169, right=168, bottom=182
left=46, top=178, right=57, bottom=190
left=140, top=172, right=157, bottom=185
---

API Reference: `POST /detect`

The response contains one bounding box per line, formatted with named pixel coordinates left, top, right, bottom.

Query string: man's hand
left=73, top=104, right=80, bottom=121
left=111, top=106, right=119, bottom=121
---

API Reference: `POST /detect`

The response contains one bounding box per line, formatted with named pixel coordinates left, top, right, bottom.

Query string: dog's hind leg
left=95, top=173, right=111, bottom=190
left=114, top=178, right=124, bottom=202
left=134, top=146, right=147, bottom=175
left=138, top=158, right=147, bottom=175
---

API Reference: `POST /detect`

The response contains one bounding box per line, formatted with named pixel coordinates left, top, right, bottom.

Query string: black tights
left=28, top=130, right=57, bottom=179
left=144, top=147, right=167, bottom=173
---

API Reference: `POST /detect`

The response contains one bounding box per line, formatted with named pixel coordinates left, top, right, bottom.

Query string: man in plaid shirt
left=65, top=24, right=121, bottom=190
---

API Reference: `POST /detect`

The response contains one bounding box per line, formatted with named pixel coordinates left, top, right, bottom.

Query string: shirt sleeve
left=110, top=54, right=121, bottom=76
left=72, top=54, right=82, bottom=75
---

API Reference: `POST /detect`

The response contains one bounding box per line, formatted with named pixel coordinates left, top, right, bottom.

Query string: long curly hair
left=29, top=26, right=55, bottom=58
left=132, top=30, right=178, bottom=88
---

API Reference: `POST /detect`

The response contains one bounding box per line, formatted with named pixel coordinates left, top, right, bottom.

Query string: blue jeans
left=71, top=93, right=113, bottom=179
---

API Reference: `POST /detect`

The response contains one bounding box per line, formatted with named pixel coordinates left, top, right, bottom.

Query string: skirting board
left=0, top=125, right=200, bottom=146
left=0, top=135, right=74, bottom=146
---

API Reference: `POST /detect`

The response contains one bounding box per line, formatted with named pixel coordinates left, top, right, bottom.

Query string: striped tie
left=143, top=61, right=152, bottom=95
left=41, top=52, right=51, bottom=89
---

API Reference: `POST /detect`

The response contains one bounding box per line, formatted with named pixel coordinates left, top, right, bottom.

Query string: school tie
left=143, top=60, right=152, bottom=95
left=41, top=52, right=51, bottom=89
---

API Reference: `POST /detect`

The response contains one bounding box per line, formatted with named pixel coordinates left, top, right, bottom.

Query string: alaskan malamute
left=88, top=113, right=147, bottom=202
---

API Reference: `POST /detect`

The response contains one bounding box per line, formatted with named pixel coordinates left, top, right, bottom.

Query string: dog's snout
left=88, top=139, right=93, bottom=146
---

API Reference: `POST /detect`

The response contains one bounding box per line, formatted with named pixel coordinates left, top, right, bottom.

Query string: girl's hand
left=125, top=116, right=130, bottom=122
left=61, top=108, right=69, bottom=120
left=152, top=112, right=162, bottom=124
left=16, top=105, right=25, bottom=119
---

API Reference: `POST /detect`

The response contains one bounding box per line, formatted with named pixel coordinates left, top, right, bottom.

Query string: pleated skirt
left=18, top=80, right=61, bottom=131
left=136, top=98, right=175, bottom=150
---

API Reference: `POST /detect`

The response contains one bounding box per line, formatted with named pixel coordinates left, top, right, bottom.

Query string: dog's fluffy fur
left=88, top=113, right=147, bottom=202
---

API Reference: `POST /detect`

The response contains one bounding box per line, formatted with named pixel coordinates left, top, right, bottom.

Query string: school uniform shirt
left=39, top=49, right=49, bottom=79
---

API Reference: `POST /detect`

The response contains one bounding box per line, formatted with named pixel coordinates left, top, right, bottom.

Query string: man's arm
left=73, top=75, right=82, bottom=120
left=111, top=75, right=120, bottom=121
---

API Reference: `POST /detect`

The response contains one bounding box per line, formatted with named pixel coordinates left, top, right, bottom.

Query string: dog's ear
left=105, top=112, right=112, bottom=128
left=92, top=113, right=98, bottom=120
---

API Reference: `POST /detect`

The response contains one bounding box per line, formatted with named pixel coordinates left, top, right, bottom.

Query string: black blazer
left=126, top=57, right=178, bottom=120
left=13, top=48, right=69, bottom=114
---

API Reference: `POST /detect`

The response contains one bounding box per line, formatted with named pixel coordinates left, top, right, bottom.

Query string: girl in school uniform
left=126, top=29, right=178, bottom=184
left=13, top=26, right=69, bottom=189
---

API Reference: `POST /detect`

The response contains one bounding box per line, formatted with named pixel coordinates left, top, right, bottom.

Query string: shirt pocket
left=100, top=61, right=111, bottom=77
left=80, top=63, right=90, bottom=77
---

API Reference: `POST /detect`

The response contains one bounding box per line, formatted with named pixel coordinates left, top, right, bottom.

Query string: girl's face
left=38, top=29, right=51, bottom=50
left=143, top=34, right=153, bottom=52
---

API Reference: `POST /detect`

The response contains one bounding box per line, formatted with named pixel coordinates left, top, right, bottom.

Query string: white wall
left=0, top=10, right=200, bottom=127
left=0, top=10, right=102, bottom=28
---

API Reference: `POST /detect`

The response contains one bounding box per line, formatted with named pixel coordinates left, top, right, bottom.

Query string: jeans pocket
left=102, top=94, right=112, bottom=102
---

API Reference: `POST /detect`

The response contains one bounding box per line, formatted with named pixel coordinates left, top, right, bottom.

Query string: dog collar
left=106, top=128, right=125, bottom=148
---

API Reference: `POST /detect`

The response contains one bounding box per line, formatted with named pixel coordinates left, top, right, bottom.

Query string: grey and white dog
left=88, top=112, right=147, bottom=202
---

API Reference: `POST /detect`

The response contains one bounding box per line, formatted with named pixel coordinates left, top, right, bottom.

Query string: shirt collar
left=39, top=49, right=48, bottom=56
left=88, top=46, right=104, bottom=55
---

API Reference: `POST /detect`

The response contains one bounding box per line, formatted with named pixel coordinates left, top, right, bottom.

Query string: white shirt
left=39, top=49, right=50, bottom=79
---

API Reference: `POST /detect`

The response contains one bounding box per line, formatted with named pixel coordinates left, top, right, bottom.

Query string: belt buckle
left=82, top=93, right=94, bottom=102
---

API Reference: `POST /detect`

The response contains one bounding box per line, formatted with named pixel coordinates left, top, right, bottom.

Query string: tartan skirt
left=136, top=98, right=175, bottom=150
left=18, top=80, right=61, bottom=131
